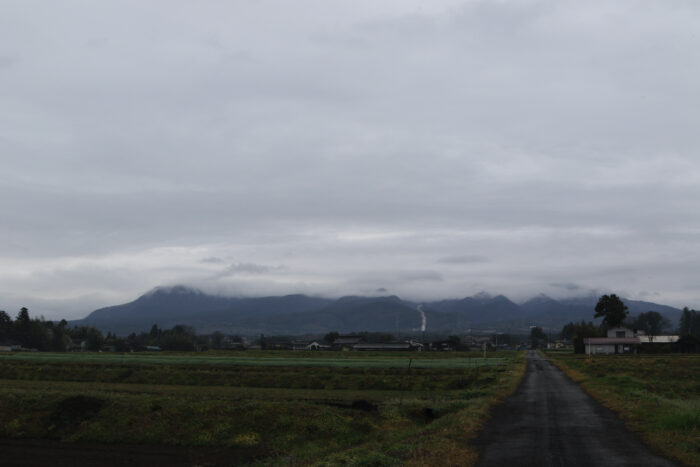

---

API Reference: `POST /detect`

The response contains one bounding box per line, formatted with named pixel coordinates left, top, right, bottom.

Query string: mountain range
left=69, top=286, right=684, bottom=336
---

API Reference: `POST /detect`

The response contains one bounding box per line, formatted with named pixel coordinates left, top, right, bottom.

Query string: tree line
left=4, top=296, right=700, bottom=353
left=559, top=294, right=700, bottom=353
left=0, top=307, right=91, bottom=351
left=0, top=307, right=243, bottom=351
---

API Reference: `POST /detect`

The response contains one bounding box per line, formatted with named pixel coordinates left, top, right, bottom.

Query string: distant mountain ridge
left=70, top=286, right=684, bottom=336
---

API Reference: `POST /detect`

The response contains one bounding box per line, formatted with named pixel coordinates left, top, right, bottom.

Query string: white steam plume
left=417, top=304, right=427, bottom=332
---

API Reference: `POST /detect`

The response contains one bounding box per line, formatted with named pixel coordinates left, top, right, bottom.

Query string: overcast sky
left=2, top=0, right=700, bottom=320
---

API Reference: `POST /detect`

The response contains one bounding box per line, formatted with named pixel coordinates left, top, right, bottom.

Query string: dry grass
left=403, top=351, right=528, bottom=466
left=0, top=351, right=526, bottom=466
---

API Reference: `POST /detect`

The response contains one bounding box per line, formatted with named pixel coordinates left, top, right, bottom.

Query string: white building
left=637, top=335, right=679, bottom=344
left=584, top=327, right=638, bottom=355
left=584, top=327, right=680, bottom=355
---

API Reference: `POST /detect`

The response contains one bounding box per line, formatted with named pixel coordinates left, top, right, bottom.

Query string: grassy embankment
left=547, top=352, right=700, bottom=467
left=0, top=351, right=526, bottom=466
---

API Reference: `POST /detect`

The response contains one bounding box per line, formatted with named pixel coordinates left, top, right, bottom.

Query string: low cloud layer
left=1, top=1, right=699, bottom=319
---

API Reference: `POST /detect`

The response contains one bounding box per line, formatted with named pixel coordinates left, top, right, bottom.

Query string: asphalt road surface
left=474, top=350, right=678, bottom=467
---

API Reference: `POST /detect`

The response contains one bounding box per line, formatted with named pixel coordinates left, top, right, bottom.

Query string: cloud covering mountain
left=71, top=286, right=683, bottom=336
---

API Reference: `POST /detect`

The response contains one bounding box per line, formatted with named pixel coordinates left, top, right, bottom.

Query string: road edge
left=464, top=351, right=529, bottom=467
left=545, top=352, right=694, bottom=467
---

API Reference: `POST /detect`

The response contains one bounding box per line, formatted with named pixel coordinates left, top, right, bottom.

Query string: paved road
left=474, top=351, right=678, bottom=467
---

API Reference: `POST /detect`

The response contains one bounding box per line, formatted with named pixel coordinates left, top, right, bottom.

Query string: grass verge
left=547, top=352, right=700, bottom=467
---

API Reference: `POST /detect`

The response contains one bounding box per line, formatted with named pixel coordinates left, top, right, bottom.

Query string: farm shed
left=584, top=337, right=639, bottom=355
left=430, top=340, right=457, bottom=351
left=332, top=336, right=363, bottom=351
left=637, top=335, right=679, bottom=344
left=352, top=342, right=423, bottom=351
left=291, top=341, right=326, bottom=351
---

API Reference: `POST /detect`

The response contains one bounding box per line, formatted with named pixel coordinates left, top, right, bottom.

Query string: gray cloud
left=1, top=1, right=700, bottom=318
left=438, top=255, right=489, bottom=265
left=636, top=290, right=661, bottom=300
left=201, top=257, right=225, bottom=264
left=398, top=271, right=444, bottom=282
left=218, top=263, right=284, bottom=277
left=550, top=282, right=583, bottom=292
left=0, top=55, right=19, bottom=70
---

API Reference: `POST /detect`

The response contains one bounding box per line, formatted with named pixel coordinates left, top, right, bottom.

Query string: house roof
left=334, top=337, right=362, bottom=345
left=584, top=338, right=639, bottom=345
left=352, top=343, right=412, bottom=350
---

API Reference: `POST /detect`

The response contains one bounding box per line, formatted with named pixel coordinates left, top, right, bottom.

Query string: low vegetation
left=547, top=353, right=700, bottom=467
left=0, top=351, right=525, bottom=466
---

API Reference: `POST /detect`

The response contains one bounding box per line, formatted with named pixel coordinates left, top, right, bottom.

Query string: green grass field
left=547, top=353, right=700, bottom=467
left=0, top=351, right=505, bottom=368
left=0, top=350, right=526, bottom=466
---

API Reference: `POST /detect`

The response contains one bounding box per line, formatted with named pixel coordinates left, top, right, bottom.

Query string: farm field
left=546, top=352, right=700, bottom=467
left=0, top=351, right=506, bottom=369
left=0, top=351, right=525, bottom=466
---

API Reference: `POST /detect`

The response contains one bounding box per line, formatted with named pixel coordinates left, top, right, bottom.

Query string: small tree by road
left=530, top=326, right=546, bottom=349
left=560, top=321, right=603, bottom=354
left=594, top=294, right=628, bottom=328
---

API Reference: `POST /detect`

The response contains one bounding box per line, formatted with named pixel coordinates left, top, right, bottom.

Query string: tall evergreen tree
left=0, top=310, right=12, bottom=341
left=14, top=307, right=31, bottom=344
left=680, top=308, right=694, bottom=335
left=594, top=294, right=628, bottom=327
